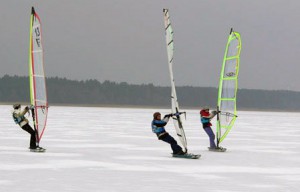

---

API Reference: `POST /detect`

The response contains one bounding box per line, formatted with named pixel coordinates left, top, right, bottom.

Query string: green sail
left=216, top=28, right=242, bottom=146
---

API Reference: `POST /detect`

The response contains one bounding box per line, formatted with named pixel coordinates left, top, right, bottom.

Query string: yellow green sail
left=216, top=28, right=241, bottom=146
left=29, top=8, right=34, bottom=104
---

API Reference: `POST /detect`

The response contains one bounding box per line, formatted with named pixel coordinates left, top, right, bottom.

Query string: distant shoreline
left=1, top=102, right=299, bottom=113
left=2, top=75, right=300, bottom=112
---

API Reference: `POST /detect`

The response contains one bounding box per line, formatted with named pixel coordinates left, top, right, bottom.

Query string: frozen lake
left=0, top=105, right=300, bottom=192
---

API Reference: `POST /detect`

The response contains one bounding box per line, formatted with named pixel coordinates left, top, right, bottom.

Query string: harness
left=151, top=120, right=166, bottom=134
left=12, top=113, right=25, bottom=124
left=201, top=117, right=210, bottom=124
left=201, top=117, right=212, bottom=128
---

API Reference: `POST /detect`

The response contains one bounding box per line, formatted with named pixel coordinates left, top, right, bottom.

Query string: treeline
left=1, top=75, right=300, bottom=111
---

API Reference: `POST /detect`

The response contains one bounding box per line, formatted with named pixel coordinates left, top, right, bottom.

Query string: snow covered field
left=0, top=105, right=299, bottom=192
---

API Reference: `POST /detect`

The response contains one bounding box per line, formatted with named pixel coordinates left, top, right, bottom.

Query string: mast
left=163, top=9, right=188, bottom=152
left=29, top=7, right=48, bottom=145
left=216, top=28, right=242, bottom=147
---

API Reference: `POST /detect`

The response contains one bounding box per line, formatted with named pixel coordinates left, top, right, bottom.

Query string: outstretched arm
left=20, top=107, right=30, bottom=116
left=202, top=111, right=217, bottom=119
left=153, top=119, right=168, bottom=127
left=162, top=113, right=173, bottom=122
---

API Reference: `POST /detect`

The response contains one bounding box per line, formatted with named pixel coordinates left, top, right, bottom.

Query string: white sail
left=163, top=9, right=187, bottom=152
left=29, top=7, right=48, bottom=143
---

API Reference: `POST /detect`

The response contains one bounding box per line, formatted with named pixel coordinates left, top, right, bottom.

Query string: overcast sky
left=1, top=0, right=300, bottom=91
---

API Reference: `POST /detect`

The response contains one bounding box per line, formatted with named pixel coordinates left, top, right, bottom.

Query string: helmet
left=200, top=107, right=210, bottom=116
left=13, top=104, right=21, bottom=109
left=153, top=112, right=161, bottom=119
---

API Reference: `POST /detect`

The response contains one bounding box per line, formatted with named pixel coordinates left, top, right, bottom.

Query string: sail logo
left=226, top=72, right=235, bottom=77
left=35, top=27, right=41, bottom=47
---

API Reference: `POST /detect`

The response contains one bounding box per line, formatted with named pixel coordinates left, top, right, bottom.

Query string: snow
left=0, top=105, right=300, bottom=192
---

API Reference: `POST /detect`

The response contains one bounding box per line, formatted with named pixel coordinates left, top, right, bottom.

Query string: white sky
left=1, top=0, right=300, bottom=91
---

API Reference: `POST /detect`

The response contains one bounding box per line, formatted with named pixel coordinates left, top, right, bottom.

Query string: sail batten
left=216, top=28, right=241, bottom=146
left=32, top=50, right=42, bottom=53
left=29, top=7, right=48, bottom=144
left=163, top=9, right=188, bottom=152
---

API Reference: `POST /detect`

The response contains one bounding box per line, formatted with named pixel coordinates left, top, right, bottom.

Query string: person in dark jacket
left=12, top=104, right=43, bottom=150
left=151, top=112, right=185, bottom=155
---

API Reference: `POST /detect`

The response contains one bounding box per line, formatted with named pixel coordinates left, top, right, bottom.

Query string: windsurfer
left=12, top=104, right=42, bottom=150
left=200, top=107, right=219, bottom=149
left=151, top=112, right=185, bottom=155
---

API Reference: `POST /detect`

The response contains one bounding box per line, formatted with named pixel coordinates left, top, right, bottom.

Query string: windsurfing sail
left=216, top=28, right=241, bottom=146
left=163, top=8, right=187, bottom=152
left=29, top=7, right=48, bottom=144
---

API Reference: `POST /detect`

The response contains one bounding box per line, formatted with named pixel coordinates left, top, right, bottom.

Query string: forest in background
left=1, top=75, right=300, bottom=111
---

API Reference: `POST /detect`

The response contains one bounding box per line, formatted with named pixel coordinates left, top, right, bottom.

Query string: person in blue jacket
left=151, top=112, right=185, bottom=155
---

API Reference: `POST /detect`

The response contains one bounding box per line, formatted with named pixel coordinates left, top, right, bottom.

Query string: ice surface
left=1, top=105, right=299, bottom=191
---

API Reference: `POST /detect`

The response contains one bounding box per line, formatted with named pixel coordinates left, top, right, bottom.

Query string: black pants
left=159, top=133, right=183, bottom=154
left=21, top=124, right=37, bottom=149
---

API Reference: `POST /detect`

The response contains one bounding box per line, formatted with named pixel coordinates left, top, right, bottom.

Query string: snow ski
left=30, top=147, right=46, bottom=153
left=172, top=153, right=201, bottom=159
left=208, top=147, right=227, bottom=152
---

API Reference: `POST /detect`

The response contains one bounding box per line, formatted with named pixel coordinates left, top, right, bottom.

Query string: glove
left=211, top=110, right=217, bottom=115
left=164, top=113, right=173, bottom=118
left=25, top=106, right=29, bottom=110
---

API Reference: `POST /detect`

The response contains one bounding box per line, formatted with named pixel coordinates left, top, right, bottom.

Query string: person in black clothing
left=151, top=112, right=185, bottom=155
left=12, top=104, right=43, bottom=150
